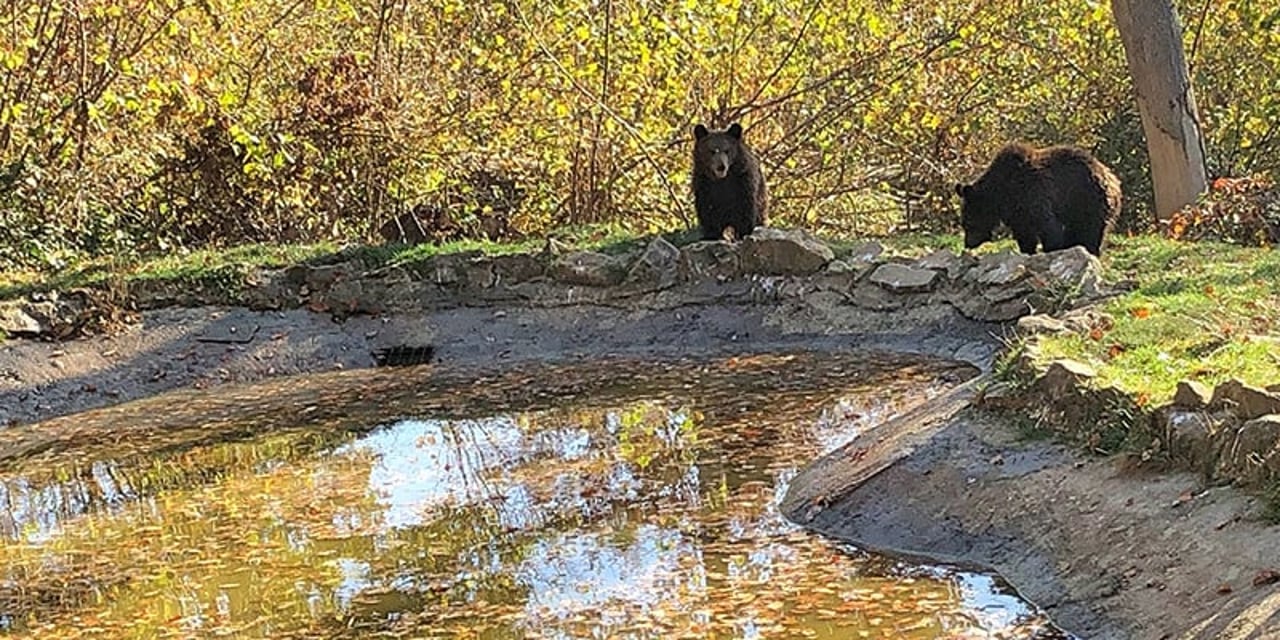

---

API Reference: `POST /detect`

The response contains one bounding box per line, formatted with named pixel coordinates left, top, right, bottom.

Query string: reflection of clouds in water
left=516, top=524, right=696, bottom=616
left=338, top=417, right=522, bottom=530
left=340, top=413, right=654, bottom=533
left=910, top=565, right=1050, bottom=636
left=340, top=417, right=593, bottom=531
left=331, top=558, right=373, bottom=612
left=1, top=459, right=135, bottom=542
left=952, top=572, right=1040, bottom=633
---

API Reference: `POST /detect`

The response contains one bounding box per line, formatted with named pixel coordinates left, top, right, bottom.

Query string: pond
left=0, top=351, right=1071, bottom=639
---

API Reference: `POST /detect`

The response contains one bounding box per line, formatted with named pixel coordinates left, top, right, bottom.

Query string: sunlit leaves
left=0, top=0, right=1278, bottom=267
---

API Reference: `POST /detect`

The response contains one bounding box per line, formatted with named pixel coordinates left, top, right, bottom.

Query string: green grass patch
left=1033, top=234, right=1280, bottom=403
left=826, top=231, right=964, bottom=259
left=0, top=243, right=341, bottom=300
left=0, top=224, right=703, bottom=302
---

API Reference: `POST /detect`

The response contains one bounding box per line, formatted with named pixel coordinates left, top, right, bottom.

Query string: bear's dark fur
left=955, top=143, right=1122, bottom=256
left=692, top=122, right=768, bottom=241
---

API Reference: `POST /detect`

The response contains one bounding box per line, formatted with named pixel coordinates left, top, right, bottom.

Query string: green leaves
left=0, top=0, right=1277, bottom=268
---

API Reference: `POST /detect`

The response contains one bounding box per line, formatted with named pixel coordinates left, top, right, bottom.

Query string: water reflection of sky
left=323, top=408, right=1058, bottom=638
left=0, top=385, right=1066, bottom=638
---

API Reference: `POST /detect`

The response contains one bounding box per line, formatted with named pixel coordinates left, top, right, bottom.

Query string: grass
left=1032, top=233, right=1280, bottom=404
left=0, top=224, right=698, bottom=301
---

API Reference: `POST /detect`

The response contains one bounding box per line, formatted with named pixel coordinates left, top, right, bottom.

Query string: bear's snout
left=709, top=157, right=730, bottom=179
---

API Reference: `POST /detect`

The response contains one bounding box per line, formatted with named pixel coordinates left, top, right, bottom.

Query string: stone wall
left=982, top=335, right=1280, bottom=493
left=0, top=228, right=1105, bottom=340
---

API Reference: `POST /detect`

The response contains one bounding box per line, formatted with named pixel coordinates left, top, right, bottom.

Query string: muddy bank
left=0, top=301, right=999, bottom=427
left=782, top=401, right=1280, bottom=640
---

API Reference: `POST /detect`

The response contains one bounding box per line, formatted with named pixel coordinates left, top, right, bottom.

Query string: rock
left=305, top=264, right=348, bottom=291
left=0, top=302, right=43, bottom=336
left=1045, top=246, right=1102, bottom=289
left=848, top=282, right=909, bottom=311
left=551, top=251, right=626, bottom=287
left=1036, top=359, right=1096, bottom=397
left=240, top=268, right=301, bottom=310
left=976, top=381, right=1019, bottom=409
left=1211, top=379, right=1280, bottom=420
left=1016, top=314, right=1068, bottom=336
left=678, top=241, right=741, bottom=281
left=626, top=237, right=680, bottom=287
left=1268, top=383, right=1280, bottom=394
left=916, top=249, right=976, bottom=280
left=414, top=252, right=484, bottom=287
left=463, top=261, right=497, bottom=289
left=867, top=263, right=939, bottom=293
left=825, top=259, right=855, bottom=274
left=1172, top=380, right=1213, bottom=410
left=488, top=253, right=546, bottom=284
left=968, top=250, right=1029, bottom=286
left=1219, top=415, right=1280, bottom=483
left=843, top=241, right=884, bottom=264
left=1163, top=410, right=1219, bottom=473
left=740, top=228, right=835, bottom=276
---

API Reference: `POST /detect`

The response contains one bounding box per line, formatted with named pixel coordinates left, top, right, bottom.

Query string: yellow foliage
left=0, top=0, right=1276, bottom=268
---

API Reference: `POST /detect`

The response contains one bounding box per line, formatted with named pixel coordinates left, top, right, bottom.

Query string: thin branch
left=511, top=0, right=688, bottom=225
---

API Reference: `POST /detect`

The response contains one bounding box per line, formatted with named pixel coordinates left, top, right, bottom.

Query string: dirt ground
left=784, top=395, right=1280, bottom=640
left=4, top=299, right=1278, bottom=638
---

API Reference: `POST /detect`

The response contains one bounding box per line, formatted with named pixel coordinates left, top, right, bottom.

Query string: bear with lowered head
left=692, top=122, right=768, bottom=241
left=955, top=143, right=1122, bottom=257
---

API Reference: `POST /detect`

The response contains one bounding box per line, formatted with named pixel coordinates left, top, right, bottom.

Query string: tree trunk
left=1111, top=0, right=1208, bottom=221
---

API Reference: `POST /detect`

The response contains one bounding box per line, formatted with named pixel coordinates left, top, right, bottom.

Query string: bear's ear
left=954, top=183, right=971, bottom=198
left=727, top=123, right=743, bottom=139
left=694, top=124, right=709, bottom=140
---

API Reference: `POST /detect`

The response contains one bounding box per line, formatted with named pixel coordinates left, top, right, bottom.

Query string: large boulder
left=626, top=237, right=681, bottom=287
left=867, top=263, right=939, bottom=293
left=740, top=228, right=835, bottom=276
left=551, top=251, right=627, bottom=287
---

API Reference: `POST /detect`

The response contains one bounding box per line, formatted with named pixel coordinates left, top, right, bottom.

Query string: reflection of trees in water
left=0, top=351, right=1018, bottom=638
left=0, top=428, right=360, bottom=541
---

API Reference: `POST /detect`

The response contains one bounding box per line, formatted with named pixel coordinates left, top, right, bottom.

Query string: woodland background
left=2, top=0, right=1278, bottom=270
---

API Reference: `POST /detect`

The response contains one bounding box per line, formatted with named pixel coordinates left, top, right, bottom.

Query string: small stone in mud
left=1252, top=569, right=1280, bottom=587
left=373, top=345, right=436, bottom=367
left=1172, top=380, right=1213, bottom=410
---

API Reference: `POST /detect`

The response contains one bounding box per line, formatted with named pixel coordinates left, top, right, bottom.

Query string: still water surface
left=0, top=351, right=1069, bottom=638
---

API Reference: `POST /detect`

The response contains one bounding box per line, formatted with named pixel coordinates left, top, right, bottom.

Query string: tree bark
left=1111, top=0, right=1208, bottom=221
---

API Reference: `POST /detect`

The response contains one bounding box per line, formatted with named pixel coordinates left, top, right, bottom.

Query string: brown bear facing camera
left=692, top=123, right=768, bottom=241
